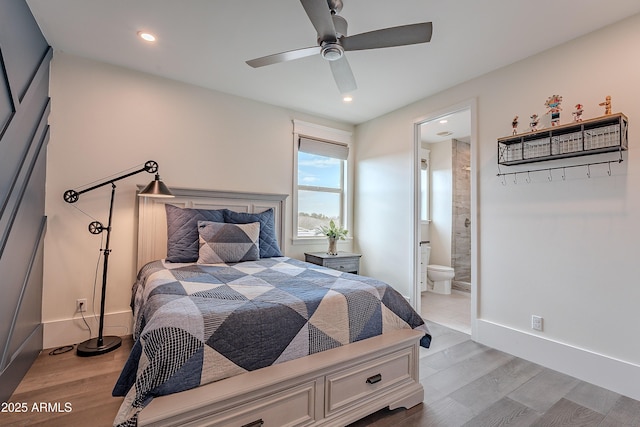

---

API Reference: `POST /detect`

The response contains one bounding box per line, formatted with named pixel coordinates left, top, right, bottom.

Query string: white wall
left=427, top=140, right=452, bottom=266
left=353, top=117, right=416, bottom=296
left=43, top=52, right=353, bottom=347
left=355, top=13, right=640, bottom=399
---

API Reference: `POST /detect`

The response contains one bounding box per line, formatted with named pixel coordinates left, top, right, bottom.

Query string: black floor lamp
left=63, top=160, right=173, bottom=357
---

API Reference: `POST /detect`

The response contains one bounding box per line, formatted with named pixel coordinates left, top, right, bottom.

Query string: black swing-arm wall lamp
left=63, top=160, right=173, bottom=357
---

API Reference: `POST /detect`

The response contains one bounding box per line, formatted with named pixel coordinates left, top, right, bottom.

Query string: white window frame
left=292, top=120, right=353, bottom=243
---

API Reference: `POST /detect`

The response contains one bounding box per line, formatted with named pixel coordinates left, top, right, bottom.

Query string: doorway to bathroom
left=413, top=102, right=476, bottom=336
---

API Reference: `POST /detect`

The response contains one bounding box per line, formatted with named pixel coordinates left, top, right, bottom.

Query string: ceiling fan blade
left=246, top=46, right=321, bottom=68
left=300, top=0, right=337, bottom=42
left=342, top=22, right=433, bottom=51
left=329, top=56, right=357, bottom=94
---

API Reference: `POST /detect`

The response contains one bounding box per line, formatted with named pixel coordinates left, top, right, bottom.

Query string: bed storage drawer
left=325, top=347, right=414, bottom=415
left=197, top=381, right=317, bottom=427
left=138, top=330, right=424, bottom=427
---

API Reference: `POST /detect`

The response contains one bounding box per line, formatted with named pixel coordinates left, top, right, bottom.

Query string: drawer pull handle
left=241, top=419, right=264, bottom=427
left=366, top=373, right=382, bottom=384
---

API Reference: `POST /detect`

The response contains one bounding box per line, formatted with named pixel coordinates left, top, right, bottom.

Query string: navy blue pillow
left=165, top=204, right=225, bottom=262
left=223, top=208, right=283, bottom=258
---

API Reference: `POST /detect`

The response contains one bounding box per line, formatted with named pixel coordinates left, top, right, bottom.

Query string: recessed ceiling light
left=439, top=119, right=448, bottom=124
left=343, top=96, right=353, bottom=103
left=137, top=31, right=156, bottom=42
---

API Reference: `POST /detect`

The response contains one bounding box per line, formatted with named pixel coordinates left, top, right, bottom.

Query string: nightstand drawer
left=323, top=258, right=359, bottom=273
left=304, top=252, right=362, bottom=275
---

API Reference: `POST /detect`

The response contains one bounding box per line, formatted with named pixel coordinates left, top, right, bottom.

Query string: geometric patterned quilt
left=112, top=257, right=431, bottom=426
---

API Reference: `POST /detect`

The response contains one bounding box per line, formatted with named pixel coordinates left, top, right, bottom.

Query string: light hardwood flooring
left=421, top=290, right=471, bottom=334
left=5, top=323, right=640, bottom=426
left=351, top=321, right=640, bottom=426
left=3, top=338, right=132, bottom=426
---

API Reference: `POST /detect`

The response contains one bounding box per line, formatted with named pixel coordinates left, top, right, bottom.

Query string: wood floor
left=4, top=322, right=640, bottom=426
left=351, top=321, right=640, bottom=427
left=421, top=291, right=471, bottom=335
left=3, top=337, right=132, bottom=426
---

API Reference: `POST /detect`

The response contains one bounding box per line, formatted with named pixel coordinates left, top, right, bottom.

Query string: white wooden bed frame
left=134, top=187, right=424, bottom=427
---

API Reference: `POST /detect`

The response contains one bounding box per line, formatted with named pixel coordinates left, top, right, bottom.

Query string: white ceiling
left=26, top=0, right=640, bottom=125
left=420, top=108, right=471, bottom=144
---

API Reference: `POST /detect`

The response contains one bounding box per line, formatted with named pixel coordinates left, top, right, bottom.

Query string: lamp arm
left=63, top=159, right=168, bottom=356
left=63, top=160, right=158, bottom=203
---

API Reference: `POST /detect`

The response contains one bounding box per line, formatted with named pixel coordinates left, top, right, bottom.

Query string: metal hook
left=587, top=164, right=591, bottom=178
left=501, top=174, right=507, bottom=186
left=526, top=171, right=531, bottom=184
left=548, top=169, right=553, bottom=182
left=607, top=162, right=612, bottom=176
left=514, top=173, right=518, bottom=185
left=562, top=168, right=566, bottom=181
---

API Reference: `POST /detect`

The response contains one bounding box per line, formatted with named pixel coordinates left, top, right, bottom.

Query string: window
left=297, top=137, right=348, bottom=237
left=293, top=121, right=352, bottom=240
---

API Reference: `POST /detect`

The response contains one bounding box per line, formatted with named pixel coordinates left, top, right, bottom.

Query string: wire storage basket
left=584, top=123, right=620, bottom=151
left=522, top=135, right=551, bottom=160
left=551, top=130, right=583, bottom=155
left=498, top=141, right=522, bottom=163
left=497, top=113, right=627, bottom=166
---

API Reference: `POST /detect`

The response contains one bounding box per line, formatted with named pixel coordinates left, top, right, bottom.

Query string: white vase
left=327, top=237, right=338, bottom=255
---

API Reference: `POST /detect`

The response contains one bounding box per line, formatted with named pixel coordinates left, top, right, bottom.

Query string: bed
left=113, top=187, right=430, bottom=426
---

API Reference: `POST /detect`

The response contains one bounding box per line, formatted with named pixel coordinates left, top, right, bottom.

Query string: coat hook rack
left=497, top=158, right=623, bottom=184
left=496, top=113, right=628, bottom=185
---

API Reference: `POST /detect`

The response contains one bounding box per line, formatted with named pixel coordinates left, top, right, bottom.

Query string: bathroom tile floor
left=421, top=291, right=471, bottom=335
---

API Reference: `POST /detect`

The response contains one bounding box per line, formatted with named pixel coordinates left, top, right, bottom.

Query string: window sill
left=292, top=236, right=353, bottom=246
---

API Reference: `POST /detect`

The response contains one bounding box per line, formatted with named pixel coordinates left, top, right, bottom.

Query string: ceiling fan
left=246, top=0, right=433, bottom=94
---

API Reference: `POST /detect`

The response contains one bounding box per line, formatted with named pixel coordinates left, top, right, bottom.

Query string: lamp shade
left=139, top=174, right=174, bottom=197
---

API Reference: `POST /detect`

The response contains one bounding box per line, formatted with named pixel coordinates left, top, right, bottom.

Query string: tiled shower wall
left=452, top=139, right=471, bottom=292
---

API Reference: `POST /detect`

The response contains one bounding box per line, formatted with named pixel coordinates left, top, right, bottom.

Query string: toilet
left=427, top=264, right=455, bottom=294
left=422, top=243, right=455, bottom=294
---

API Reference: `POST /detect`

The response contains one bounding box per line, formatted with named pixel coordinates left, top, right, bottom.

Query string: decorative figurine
left=512, top=115, right=519, bottom=135
left=599, top=95, right=612, bottom=115
left=544, top=94, right=563, bottom=126
left=529, top=114, right=540, bottom=132
left=572, top=104, right=584, bottom=122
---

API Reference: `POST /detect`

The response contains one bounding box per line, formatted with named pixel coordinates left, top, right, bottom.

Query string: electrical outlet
left=531, top=315, right=543, bottom=331
left=76, top=298, right=87, bottom=312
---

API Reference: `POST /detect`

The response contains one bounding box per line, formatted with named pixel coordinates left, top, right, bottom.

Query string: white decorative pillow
left=197, top=221, right=260, bottom=264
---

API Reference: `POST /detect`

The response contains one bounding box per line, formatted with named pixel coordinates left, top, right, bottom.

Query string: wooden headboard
left=136, top=187, right=288, bottom=270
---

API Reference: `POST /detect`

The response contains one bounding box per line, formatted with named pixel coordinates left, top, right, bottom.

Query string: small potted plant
left=317, top=220, right=348, bottom=255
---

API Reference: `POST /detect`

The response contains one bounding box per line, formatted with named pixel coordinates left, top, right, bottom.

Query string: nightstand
left=304, top=252, right=362, bottom=274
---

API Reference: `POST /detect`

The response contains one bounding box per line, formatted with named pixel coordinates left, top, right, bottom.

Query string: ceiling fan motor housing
left=319, top=13, right=347, bottom=61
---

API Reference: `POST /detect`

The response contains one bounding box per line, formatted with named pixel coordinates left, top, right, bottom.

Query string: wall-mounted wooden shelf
left=498, top=113, right=628, bottom=166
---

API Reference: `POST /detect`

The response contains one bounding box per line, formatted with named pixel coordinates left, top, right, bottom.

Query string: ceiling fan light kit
left=321, top=42, right=344, bottom=61
left=246, top=0, right=432, bottom=94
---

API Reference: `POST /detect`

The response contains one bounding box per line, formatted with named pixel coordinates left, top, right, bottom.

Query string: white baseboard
left=43, top=310, right=133, bottom=349
left=476, top=319, right=640, bottom=401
